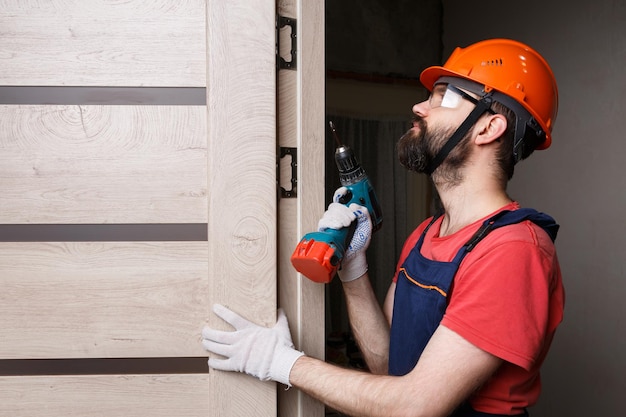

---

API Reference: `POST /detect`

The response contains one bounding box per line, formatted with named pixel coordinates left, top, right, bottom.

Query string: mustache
left=410, top=115, right=425, bottom=128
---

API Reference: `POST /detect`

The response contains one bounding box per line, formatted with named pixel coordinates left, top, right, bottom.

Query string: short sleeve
left=441, top=222, right=562, bottom=370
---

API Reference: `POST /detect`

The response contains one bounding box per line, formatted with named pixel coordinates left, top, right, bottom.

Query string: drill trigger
left=338, top=189, right=353, bottom=205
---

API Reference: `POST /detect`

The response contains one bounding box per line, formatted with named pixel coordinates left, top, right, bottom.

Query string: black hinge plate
left=277, top=15, right=297, bottom=70
left=279, top=147, right=297, bottom=198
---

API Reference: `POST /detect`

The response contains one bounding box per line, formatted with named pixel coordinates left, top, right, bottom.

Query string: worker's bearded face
left=397, top=115, right=472, bottom=179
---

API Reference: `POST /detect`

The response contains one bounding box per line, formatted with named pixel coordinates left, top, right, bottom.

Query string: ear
left=475, top=114, right=507, bottom=145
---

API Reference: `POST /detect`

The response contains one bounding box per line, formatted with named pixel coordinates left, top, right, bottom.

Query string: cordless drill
left=290, top=122, right=383, bottom=283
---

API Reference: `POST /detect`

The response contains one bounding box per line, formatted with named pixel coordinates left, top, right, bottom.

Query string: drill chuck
left=335, top=145, right=366, bottom=185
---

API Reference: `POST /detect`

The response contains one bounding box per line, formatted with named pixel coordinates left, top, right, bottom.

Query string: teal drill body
left=291, top=143, right=383, bottom=283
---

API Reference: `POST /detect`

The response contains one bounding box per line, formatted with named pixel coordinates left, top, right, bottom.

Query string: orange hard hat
left=420, top=39, right=558, bottom=150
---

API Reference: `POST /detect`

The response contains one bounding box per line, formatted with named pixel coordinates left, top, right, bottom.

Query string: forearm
left=289, top=326, right=501, bottom=417
left=342, top=273, right=390, bottom=375
left=290, top=355, right=404, bottom=417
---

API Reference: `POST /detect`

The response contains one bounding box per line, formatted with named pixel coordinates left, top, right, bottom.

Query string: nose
left=412, top=99, right=429, bottom=116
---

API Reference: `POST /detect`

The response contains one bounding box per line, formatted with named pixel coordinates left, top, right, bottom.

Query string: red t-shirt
left=392, top=203, right=565, bottom=414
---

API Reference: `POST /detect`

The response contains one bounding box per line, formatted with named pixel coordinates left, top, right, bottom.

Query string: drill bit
left=329, top=121, right=343, bottom=147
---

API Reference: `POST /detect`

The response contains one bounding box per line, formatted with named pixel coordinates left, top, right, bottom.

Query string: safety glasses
left=428, top=83, right=495, bottom=114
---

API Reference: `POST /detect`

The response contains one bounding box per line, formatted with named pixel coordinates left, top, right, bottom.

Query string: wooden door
left=0, top=0, right=324, bottom=416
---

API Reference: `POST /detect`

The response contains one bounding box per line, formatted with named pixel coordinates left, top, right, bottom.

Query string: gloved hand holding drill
left=202, top=191, right=374, bottom=385
left=318, top=186, right=373, bottom=282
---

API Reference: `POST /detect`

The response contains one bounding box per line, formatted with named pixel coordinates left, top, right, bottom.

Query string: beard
left=397, top=116, right=473, bottom=181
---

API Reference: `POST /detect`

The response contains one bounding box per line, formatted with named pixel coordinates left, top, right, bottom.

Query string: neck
left=434, top=174, right=512, bottom=237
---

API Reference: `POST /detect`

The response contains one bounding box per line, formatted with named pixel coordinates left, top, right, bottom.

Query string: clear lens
left=440, top=87, right=463, bottom=108
left=428, top=84, right=464, bottom=109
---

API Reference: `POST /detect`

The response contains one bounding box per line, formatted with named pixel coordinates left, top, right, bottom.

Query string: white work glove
left=201, top=304, right=304, bottom=386
left=317, top=187, right=372, bottom=282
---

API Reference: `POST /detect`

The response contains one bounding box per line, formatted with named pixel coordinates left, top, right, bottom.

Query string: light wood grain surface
left=0, top=0, right=206, bottom=87
left=277, top=0, right=327, bottom=416
left=206, top=0, right=279, bottom=415
left=0, top=242, right=209, bottom=359
left=0, top=105, right=207, bottom=223
left=0, top=374, right=209, bottom=417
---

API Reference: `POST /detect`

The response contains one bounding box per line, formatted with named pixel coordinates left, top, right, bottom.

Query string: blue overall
left=388, top=209, right=559, bottom=417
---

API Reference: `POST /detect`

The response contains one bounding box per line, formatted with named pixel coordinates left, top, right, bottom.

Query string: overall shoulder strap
left=464, top=208, right=559, bottom=253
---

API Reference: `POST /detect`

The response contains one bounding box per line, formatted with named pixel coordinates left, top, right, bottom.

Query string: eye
left=428, top=85, right=448, bottom=107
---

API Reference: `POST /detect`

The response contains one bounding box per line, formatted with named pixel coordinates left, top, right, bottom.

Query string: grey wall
left=326, top=0, right=441, bottom=79
left=442, top=1, right=626, bottom=416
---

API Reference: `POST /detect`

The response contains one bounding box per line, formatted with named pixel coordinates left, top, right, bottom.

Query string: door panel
left=207, top=0, right=279, bottom=415
left=0, top=105, right=206, bottom=223
left=0, top=0, right=205, bottom=87
left=0, top=375, right=209, bottom=417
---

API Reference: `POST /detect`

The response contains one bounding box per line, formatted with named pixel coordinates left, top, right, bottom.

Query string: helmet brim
left=420, top=66, right=466, bottom=92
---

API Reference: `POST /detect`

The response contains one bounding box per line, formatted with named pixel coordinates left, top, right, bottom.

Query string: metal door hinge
left=278, top=147, right=297, bottom=198
left=276, top=15, right=297, bottom=70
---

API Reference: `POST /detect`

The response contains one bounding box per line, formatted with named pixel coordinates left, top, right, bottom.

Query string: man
left=202, top=38, right=565, bottom=417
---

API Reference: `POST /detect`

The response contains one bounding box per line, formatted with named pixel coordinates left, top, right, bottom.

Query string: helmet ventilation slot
left=481, top=58, right=503, bottom=66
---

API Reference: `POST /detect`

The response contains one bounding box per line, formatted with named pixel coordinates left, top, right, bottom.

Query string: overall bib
left=388, top=209, right=559, bottom=417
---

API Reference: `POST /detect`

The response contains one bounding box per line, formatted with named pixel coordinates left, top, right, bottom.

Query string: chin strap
left=425, top=94, right=494, bottom=176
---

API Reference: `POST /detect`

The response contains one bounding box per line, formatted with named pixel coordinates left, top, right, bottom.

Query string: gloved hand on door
left=201, top=304, right=304, bottom=386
